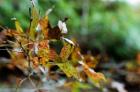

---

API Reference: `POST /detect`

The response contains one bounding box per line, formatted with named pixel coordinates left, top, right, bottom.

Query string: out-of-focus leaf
left=15, top=19, right=23, bottom=33
left=57, top=62, right=80, bottom=79
left=136, top=52, right=140, bottom=65
left=5, top=29, right=20, bottom=36
left=71, top=47, right=83, bottom=64
left=58, top=20, right=68, bottom=34
left=84, top=54, right=98, bottom=68
left=79, top=61, right=106, bottom=87
left=0, top=30, right=7, bottom=44
left=111, top=81, right=127, bottom=92
left=64, top=81, right=91, bottom=92
left=8, top=49, right=28, bottom=72
left=29, top=5, right=39, bottom=40
left=31, top=56, right=39, bottom=67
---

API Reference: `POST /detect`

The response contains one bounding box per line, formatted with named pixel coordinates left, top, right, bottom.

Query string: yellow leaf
left=29, top=6, right=39, bottom=40
left=15, top=20, right=23, bottom=33
left=57, top=62, right=80, bottom=79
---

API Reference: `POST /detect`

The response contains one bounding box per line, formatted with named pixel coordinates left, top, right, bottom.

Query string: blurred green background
left=0, top=0, right=140, bottom=61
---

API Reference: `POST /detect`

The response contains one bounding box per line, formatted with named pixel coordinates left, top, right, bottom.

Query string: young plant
left=1, top=1, right=106, bottom=91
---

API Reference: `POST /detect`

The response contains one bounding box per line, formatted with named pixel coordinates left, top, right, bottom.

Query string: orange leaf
left=60, top=40, right=74, bottom=60
left=48, top=49, right=59, bottom=61
left=39, top=40, right=49, bottom=49
left=39, top=16, right=49, bottom=38
left=84, top=54, right=98, bottom=68
left=79, top=61, right=106, bottom=87
left=32, top=57, right=39, bottom=67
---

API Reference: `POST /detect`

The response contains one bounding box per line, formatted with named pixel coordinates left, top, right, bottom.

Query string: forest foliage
left=0, top=1, right=106, bottom=91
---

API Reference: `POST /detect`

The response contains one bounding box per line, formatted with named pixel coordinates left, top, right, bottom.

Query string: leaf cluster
left=1, top=1, right=106, bottom=89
